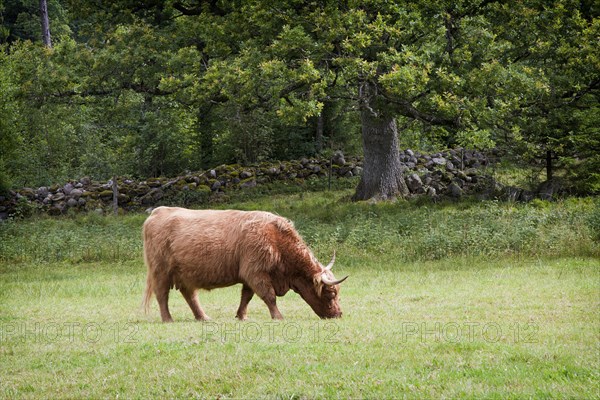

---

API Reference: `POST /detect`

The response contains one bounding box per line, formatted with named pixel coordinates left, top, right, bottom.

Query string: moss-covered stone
left=98, top=190, right=113, bottom=199
left=196, top=185, right=211, bottom=194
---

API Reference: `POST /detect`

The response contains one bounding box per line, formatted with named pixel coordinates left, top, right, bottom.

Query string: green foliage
left=586, top=200, right=600, bottom=241
left=0, top=0, right=597, bottom=194
left=0, top=0, right=70, bottom=44
left=2, top=190, right=597, bottom=264
left=0, top=170, right=10, bottom=194
left=7, top=195, right=38, bottom=218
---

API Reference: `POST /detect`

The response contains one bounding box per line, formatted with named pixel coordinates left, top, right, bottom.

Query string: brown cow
left=142, top=207, right=347, bottom=321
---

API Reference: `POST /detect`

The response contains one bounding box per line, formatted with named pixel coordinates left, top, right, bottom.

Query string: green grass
left=1, top=191, right=599, bottom=398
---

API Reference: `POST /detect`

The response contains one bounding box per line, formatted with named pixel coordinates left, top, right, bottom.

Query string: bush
left=586, top=202, right=600, bottom=241
left=0, top=169, right=10, bottom=195
left=8, top=197, right=38, bottom=219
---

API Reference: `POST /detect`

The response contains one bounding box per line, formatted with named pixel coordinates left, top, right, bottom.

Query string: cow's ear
left=313, top=275, right=323, bottom=298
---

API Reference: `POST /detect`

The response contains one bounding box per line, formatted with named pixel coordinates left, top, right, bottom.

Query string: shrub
left=586, top=203, right=600, bottom=241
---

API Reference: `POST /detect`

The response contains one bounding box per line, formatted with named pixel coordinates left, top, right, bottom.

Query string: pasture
left=1, top=191, right=599, bottom=398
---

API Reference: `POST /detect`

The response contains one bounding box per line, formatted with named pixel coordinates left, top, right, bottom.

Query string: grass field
left=1, top=190, right=599, bottom=398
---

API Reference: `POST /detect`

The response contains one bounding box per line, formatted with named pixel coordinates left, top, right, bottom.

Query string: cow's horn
left=321, top=272, right=348, bottom=286
left=324, top=250, right=336, bottom=271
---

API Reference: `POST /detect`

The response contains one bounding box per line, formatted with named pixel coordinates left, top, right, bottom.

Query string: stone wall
left=0, top=149, right=535, bottom=219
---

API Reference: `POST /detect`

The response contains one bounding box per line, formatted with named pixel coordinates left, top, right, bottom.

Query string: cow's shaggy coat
left=142, top=207, right=346, bottom=321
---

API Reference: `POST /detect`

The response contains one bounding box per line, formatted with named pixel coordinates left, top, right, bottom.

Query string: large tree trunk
left=352, top=81, right=409, bottom=201
left=39, top=0, right=52, bottom=48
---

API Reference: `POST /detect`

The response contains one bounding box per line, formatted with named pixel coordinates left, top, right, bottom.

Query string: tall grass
left=2, top=191, right=596, bottom=265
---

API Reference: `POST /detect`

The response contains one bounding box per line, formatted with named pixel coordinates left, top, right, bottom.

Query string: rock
left=406, top=173, right=424, bottom=194
left=37, top=187, right=49, bottom=198
left=520, top=190, right=535, bottom=202
left=19, top=188, right=36, bottom=199
left=240, top=179, right=257, bottom=189
left=66, top=198, right=78, bottom=208
left=141, top=196, right=154, bottom=205
left=240, top=170, right=253, bottom=179
left=152, top=189, right=164, bottom=201
left=537, top=179, right=564, bottom=200
left=332, top=150, right=346, bottom=166
left=51, top=193, right=65, bottom=202
left=432, top=157, right=446, bottom=166
left=3, top=148, right=501, bottom=217
left=63, top=183, right=74, bottom=195
left=98, top=190, right=113, bottom=200
left=70, top=189, right=83, bottom=199
left=117, top=193, right=130, bottom=203
left=448, top=182, right=463, bottom=198
left=211, top=181, right=221, bottom=191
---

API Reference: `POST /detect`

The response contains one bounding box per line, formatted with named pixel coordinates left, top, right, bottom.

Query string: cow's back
left=143, top=207, right=282, bottom=289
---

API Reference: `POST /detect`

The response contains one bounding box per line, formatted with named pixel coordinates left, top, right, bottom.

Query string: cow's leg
left=236, top=284, right=255, bottom=320
left=154, top=276, right=173, bottom=323
left=250, top=278, right=283, bottom=320
left=180, top=286, right=210, bottom=321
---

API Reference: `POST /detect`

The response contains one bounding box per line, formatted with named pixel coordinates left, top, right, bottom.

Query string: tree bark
left=352, top=81, right=409, bottom=201
left=39, top=0, right=52, bottom=48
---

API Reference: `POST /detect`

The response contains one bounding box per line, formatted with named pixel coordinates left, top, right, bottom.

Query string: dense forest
left=1, top=0, right=598, bottom=199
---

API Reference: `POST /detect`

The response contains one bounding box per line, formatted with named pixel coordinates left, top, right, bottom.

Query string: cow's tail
left=141, top=224, right=154, bottom=314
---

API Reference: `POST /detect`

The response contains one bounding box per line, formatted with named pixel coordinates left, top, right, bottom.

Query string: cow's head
left=293, top=252, right=348, bottom=319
